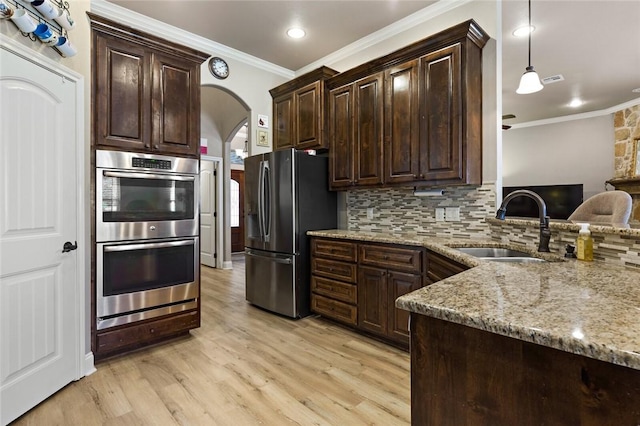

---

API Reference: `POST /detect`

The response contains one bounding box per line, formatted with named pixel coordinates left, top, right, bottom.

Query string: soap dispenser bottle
left=576, top=223, right=594, bottom=261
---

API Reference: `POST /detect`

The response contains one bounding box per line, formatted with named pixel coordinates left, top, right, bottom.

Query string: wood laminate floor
left=13, top=256, right=411, bottom=425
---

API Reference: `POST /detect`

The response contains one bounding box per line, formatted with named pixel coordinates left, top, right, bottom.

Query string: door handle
left=62, top=241, right=78, bottom=253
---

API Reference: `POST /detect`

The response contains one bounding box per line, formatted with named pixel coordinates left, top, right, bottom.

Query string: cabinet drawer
left=426, top=251, right=468, bottom=282
left=312, top=275, right=357, bottom=304
left=312, top=258, right=357, bottom=283
left=312, top=294, right=357, bottom=325
left=96, top=310, right=199, bottom=354
left=359, top=244, right=423, bottom=273
left=312, top=238, right=357, bottom=262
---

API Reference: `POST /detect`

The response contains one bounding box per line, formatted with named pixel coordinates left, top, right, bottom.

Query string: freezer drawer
left=245, top=249, right=299, bottom=318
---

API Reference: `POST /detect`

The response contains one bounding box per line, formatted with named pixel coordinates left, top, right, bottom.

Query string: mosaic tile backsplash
left=346, top=183, right=496, bottom=239
left=487, top=218, right=640, bottom=270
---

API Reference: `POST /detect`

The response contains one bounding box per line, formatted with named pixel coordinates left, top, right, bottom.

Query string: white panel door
left=0, top=48, right=80, bottom=425
left=200, top=159, right=217, bottom=267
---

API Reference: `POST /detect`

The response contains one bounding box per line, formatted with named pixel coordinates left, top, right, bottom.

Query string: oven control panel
left=132, top=157, right=172, bottom=170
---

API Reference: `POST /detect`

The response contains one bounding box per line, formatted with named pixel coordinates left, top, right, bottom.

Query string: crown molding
left=90, top=0, right=294, bottom=79
left=296, top=0, right=474, bottom=75
left=511, top=97, right=640, bottom=129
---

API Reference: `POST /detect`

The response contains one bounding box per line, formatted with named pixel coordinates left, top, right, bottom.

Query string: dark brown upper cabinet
left=385, top=59, right=420, bottom=184
left=327, top=19, right=489, bottom=190
left=329, top=73, right=385, bottom=189
left=90, top=13, right=208, bottom=158
left=269, top=66, right=338, bottom=152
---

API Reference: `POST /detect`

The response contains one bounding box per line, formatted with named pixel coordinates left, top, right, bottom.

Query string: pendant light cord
left=528, top=0, right=532, bottom=68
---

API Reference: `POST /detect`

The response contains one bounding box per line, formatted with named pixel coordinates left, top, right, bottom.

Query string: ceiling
left=107, top=0, right=640, bottom=126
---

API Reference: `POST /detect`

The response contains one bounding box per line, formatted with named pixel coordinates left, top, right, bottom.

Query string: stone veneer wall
left=488, top=221, right=640, bottom=270
left=613, top=104, right=640, bottom=220
left=347, top=183, right=495, bottom=239
left=613, top=104, right=640, bottom=177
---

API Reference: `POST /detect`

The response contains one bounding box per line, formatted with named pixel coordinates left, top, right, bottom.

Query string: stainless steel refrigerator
left=244, top=149, right=337, bottom=318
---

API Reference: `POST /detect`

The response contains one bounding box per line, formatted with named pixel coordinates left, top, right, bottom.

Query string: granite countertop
left=307, top=229, right=640, bottom=370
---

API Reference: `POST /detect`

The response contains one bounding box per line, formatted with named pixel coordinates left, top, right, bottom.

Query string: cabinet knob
left=145, top=143, right=150, bottom=148
left=413, top=174, right=418, bottom=178
left=419, top=174, right=424, bottom=178
left=154, top=144, right=159, bottom=149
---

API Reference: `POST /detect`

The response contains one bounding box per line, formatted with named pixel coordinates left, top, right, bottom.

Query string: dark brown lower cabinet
left=95, top=310, right=199, bottom=360
left=358, top=266, right=422, bottom=345
left=310, top=237, right=472, bottom=349
left=410, top=314, right=640, bottom=425
left=387, top=271, right=422, bottom=342
left=357, top=266, right=388, bottom=336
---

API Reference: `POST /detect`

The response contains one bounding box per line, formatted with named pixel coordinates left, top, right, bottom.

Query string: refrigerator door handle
left=263, top=161, right=271, bottom=242
left=258, top=160, right=265, bottom=241
left=245, top=250, right=292, bottom=264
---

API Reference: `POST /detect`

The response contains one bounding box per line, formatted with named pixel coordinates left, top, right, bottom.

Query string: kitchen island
left=309, top=229, right=640, bottom=425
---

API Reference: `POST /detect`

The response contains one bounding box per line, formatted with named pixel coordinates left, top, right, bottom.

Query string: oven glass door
left=97, top=238, right=199, bottom=319
left=100, top=171, right=195, bottom=222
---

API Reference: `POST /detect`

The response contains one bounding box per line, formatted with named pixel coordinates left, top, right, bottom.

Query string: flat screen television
left=502, top=184, right=584, bottom=220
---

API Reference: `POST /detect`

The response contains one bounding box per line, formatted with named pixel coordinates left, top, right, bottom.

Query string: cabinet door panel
left=358, top=265, right=387, bottom=336
left=426, top=249, right=468, bottom=282
left=388, top=271, right=422, bottom=343
left=274, top=94, right=294, bottom=150
left=385, top=60, right=420, bottom=184
left=329, top=85, right=354, bottom=188
left=295, top=82, right=321, bottom=149
left=419, top=44, right=462, bottom=181
left=354, top=74, right=384, bottom=186
left=95, top=34, right=150, bottom=151
left=152, top=53, right=200, bottom=156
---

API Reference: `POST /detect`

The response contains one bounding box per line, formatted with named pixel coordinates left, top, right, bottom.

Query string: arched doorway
left=200, top=85, right=251, bottom=268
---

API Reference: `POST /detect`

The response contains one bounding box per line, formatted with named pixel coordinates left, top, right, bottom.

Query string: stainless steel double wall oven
left=95, top=150, right=199, bottom=330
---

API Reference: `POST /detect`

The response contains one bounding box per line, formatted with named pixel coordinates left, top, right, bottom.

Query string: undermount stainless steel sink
left=454, top=247, right=546, bottom=263
left=484, top=257, right=546, bottom=263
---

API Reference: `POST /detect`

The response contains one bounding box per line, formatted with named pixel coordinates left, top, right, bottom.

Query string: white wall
left=503, top=114, right=614, bottom=199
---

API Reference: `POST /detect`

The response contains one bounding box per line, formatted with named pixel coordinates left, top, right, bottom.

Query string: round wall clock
left=209, top=57, right=229, bottom=80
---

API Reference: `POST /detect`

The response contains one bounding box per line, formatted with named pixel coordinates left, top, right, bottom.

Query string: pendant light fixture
left=516, top=0, right=544, bottom=94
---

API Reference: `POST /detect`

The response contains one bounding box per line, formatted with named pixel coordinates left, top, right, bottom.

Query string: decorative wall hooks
left=2, top=0, right=76, bottom=57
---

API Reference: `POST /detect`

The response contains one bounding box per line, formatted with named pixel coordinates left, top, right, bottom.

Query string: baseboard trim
left=84, top=352, right=97, bottom=377
left=223, top=260, right=233, bottom=270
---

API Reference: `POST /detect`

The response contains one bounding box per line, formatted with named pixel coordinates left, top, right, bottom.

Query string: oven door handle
left=103, top=171, right=196, bottom=182
left=104, top=239, right=195, bottom=252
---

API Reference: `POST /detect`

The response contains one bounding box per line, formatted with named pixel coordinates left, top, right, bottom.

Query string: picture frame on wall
left=257, top=129, right=269, bottom=147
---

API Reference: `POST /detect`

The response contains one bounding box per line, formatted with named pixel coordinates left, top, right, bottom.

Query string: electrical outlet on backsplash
left=346, top=184, right=496, bottom=238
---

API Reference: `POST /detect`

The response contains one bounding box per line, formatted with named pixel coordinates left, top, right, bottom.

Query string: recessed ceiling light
left=513, top=25, right=535, bottom=37
left=568, top=99, right=584, bottom=108
left=633, top=88, right=640, bottom=93
left=287, top=28, right=306, bottom=39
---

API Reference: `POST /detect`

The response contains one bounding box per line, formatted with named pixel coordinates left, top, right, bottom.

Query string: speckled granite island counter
left=308, top=229, right=640, bottom=424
